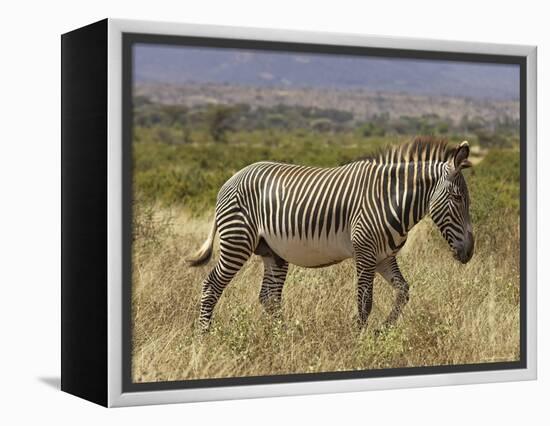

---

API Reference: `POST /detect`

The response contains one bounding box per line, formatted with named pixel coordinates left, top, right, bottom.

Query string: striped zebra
left=187, top=137, right=474, bottom=331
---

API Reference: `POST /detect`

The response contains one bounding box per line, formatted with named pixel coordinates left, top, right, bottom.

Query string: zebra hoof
left=195, top=322, right=212, bottom=337
left=356, top=319, right=368, bottom=331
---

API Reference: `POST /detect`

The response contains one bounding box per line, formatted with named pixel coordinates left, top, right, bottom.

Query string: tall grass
left=131, top=142, right=520, bottom=383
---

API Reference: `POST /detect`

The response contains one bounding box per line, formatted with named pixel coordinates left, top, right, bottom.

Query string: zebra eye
left=450, top=192, right=461, bottom=201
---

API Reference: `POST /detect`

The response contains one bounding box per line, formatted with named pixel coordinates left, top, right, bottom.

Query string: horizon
left=133, top=43, right=520, bottom=101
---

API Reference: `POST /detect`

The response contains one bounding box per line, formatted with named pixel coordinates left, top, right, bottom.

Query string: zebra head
left=429, top=141, right=474, bottom=264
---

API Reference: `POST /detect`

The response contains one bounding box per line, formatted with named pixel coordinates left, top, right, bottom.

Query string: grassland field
left=132, top=128, right=520, bottom=383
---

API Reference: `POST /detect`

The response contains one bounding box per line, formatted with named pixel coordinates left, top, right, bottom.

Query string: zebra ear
left=453, top=141, right=471, bottom=171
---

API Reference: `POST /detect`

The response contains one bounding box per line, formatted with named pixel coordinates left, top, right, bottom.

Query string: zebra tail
left=186, top=218, right=217, bottom=266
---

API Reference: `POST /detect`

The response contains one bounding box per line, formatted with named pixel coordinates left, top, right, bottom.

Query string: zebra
left=187, top=137, right=474, bottom=331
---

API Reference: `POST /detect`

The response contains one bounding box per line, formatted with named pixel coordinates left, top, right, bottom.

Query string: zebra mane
left=361, top=136, right=456, bottom=164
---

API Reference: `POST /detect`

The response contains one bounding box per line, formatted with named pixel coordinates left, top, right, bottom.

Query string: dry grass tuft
left=131, top=205, right=519, bottom=383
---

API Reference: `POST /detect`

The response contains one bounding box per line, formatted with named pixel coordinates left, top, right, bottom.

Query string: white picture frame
left=61, top=18, right=537, bottom=407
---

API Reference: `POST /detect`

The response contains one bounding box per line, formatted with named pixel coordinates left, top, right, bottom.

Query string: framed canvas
left=61, top=18, right=537, bottom=407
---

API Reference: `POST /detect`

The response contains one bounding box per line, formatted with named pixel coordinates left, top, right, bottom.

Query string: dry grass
left=131, top=204, right=520, bottom=383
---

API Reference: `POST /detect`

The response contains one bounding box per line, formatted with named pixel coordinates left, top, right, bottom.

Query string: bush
left=467, top=148, right=519, bottom=252
left=132, top=132, right=387, bottom=212
left=358, top=122, right=386, bottom=137
left=205, top=105, right=237, bottom=143
left=133, top=121, right=520, bottom=245
left=310, top=118, right=333, bottom=132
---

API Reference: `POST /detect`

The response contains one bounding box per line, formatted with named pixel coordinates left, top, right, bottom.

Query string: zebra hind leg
left=377, top=257, right=410, bottom=328
left=199, top=230, right=254, bottom=332
left=259, top=254, right=289, bottom=315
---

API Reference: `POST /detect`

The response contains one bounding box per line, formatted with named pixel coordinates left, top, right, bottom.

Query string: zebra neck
left=382, top=161, right=445, bottom=234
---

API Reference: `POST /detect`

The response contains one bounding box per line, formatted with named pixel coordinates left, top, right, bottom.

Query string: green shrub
left=466, top=148, right=519, bottom=251
left=133, top=127, right=520, bottom=236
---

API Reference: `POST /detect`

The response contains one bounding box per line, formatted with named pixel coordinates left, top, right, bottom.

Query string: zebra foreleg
left=377, top=257, right=410, bottom=327
left=354, top=256, right=376, bottom=328
left=259, top=255, right=289, bottom=315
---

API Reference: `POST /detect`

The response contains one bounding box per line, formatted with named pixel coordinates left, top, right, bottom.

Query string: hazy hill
left=134, top=45, right=520, bottom=100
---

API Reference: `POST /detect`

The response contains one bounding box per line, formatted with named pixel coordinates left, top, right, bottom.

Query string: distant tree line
left=133, top=95, right=519, bottom=147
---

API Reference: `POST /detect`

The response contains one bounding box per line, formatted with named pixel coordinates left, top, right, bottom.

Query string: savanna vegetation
left=131, top=98, right=520, bottom=383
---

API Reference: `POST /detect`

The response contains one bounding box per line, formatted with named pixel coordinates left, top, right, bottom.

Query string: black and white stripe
left=187, top=137, right=474, bottom=331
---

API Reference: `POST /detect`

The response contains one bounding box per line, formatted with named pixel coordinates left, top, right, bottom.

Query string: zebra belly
left=261, top=231, right=354, bottom=268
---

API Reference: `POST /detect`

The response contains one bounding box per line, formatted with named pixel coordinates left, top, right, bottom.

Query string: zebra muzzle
left=454, top=231, right=474, bottom=264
